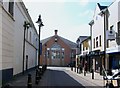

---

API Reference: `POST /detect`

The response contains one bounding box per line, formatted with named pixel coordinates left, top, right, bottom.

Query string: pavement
left=3, top=67, right=105, bottom=87
left=67, top=67, right=104, bottom=87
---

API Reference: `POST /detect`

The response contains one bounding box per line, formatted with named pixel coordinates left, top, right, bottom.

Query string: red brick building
left=40, top=30, right=77, bottom=66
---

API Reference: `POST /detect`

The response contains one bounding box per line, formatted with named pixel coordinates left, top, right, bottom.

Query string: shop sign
left=106, top=30, right=116, bottom=40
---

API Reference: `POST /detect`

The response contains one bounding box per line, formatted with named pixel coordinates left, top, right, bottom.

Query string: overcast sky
left=23, top=0, right=113, bottom=42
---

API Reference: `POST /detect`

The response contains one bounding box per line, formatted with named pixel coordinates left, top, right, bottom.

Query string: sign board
left=106, top=30, right=116, bottom=40
left=40, top=43, right=42, bottom=55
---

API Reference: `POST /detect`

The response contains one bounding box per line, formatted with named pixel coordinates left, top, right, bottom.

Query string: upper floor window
left=93, top=38, right=95, bottom=48
left=0, top=0, right=3, bottom=4
left=96, top=37, right=98, bottom=47
left=9, top=1, right=14, bottom=16
left=29, top=31, right=32, bottom=43
left=99, top=35, right=101, bottom=47
left=117, top=22, right=120, bottom=45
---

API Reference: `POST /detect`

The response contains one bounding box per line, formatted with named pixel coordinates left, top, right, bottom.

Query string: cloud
left=79, top=0, right=89, bottom=7
left=79, top=10, right=94, bottom=18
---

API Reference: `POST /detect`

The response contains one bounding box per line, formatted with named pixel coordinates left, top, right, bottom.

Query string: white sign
left=106, top=30, right=116, bottom=40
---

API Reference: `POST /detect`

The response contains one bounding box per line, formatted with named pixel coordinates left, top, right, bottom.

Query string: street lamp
left=45, top=44, right=47, bottom=65
left=36, top=15, right=44, bottom=68
left=23, top=21, right=31, bottom=74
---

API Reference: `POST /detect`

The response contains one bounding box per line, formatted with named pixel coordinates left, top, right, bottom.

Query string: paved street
left=8, top=67, right=104, bottom=88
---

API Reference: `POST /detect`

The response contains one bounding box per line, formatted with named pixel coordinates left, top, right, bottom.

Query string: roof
left=41, top=37, right=52, bottom=45
left=59, top=36, right=77, bottom=48
left=78, top=36, right=89, bottom=43
left=97, top=3, right=107, bottom=10
left=41, top=35, right=77, bottom=49
left=81, top=36, right=91, bottom=43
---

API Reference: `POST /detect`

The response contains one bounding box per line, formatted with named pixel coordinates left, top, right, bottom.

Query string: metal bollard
left=84, top=71, right=86, bottom=76
left=27, top=74, right=32, bottom=88
left=91, top=69, right=94, bottom=79
left=35, top=69, right=39, bottom=85
left=71, top=67, right=73, bottom=71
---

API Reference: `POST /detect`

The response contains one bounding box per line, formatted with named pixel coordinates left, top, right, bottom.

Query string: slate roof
left=41, top=37, right=52, bottom=45
left=97, top=3, right=107, bottom=10
left=41, top=35, right=77, bottom=49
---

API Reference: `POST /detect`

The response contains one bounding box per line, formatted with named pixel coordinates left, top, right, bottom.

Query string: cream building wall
left=92, top=4, right=104, bottom=52
left=107, top=0, right=120, bottom=52
left=0, top=0, right=39, bottom=85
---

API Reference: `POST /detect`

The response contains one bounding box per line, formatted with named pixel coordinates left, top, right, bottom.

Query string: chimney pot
left=55, top=30, right=58, bottom=35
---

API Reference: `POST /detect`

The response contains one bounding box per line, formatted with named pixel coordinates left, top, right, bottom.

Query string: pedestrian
left=84, top=61, right=87, bottom=76
left=84, top=61, right=88, bottom=72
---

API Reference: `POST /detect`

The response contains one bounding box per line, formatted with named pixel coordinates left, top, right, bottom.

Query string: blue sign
left=40, top=43, right=42, bottom=55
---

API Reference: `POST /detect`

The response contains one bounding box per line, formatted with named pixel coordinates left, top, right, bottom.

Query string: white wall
left=92, top=4, right=104, bottom=51
left=2, top=3, right=14, bottom=70
left=108, top=0, right=118, bottom=48
left=13, top=2, right=38, bottom=75
left=0, top=4, right=2, bottom=71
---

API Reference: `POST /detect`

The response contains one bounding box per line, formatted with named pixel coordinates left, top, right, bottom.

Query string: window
left=96, top=37, right=98, bottom=47
left=117, top=22, right=120, bottom=45
left=61, top=52, right=64, bottom=59
left=0, top=0, right=3, bottom=4
left=51, top=44, right=64, bottom=59
left=9, top=1, right=14, bottom=16
left=86, top=46, right=88, bottom=50
left=83, top=46, right=84, bottom=51
left=94, top=38, right=95, bottom=48
left=99, top=35, right=101, bottom=46
left=29, top=31, right=31, bottom=43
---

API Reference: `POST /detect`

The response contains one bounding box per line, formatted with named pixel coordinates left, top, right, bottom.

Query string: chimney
left=55, top=30, right=58, bottom=35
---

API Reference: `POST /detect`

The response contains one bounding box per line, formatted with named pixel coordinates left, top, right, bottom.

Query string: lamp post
left=36, top=15, right=44, bottom=68
left=45, top=44, right=47, bottom=65
left=23, top=21, right=31, bottom=74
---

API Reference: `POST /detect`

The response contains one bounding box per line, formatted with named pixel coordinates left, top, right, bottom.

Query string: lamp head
left=36, top=15, right=44, bottom=27
left=24, top=21, right=31, bottom=29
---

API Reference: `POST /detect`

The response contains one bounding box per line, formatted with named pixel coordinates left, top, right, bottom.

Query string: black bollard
left=84, top=70, right=86, bottom=76
left=71, top=67, right=73, bottom=71
left=35, top=69, right=39, bottom=85
left=27, top=74, right=32, bottom=88
left=38, top=68, right=41, bottom=79
left=92, top=69, right=94, bottom=79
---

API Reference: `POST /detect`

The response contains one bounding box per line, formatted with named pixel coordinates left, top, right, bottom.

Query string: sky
left=23, top=0, right=113, bottom=43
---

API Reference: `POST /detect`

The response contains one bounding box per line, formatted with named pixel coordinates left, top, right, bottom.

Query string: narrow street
left=39, top=67, right=84, bottom=87
left=8, top=67, right=103, bottom=88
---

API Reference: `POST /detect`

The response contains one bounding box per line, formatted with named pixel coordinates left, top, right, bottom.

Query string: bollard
left=35, top=69, right=39, bottom=85
left=38, top=68, right=41, bottom=79
left=77, top=67, right=78, bottom=73
left=84, top=70, right=86, bottom=76
left=71, top=67, right=73, bottom=71
left=91, top=69, right=94, bottom=79
left=27, top=74, right=32, bottom=88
